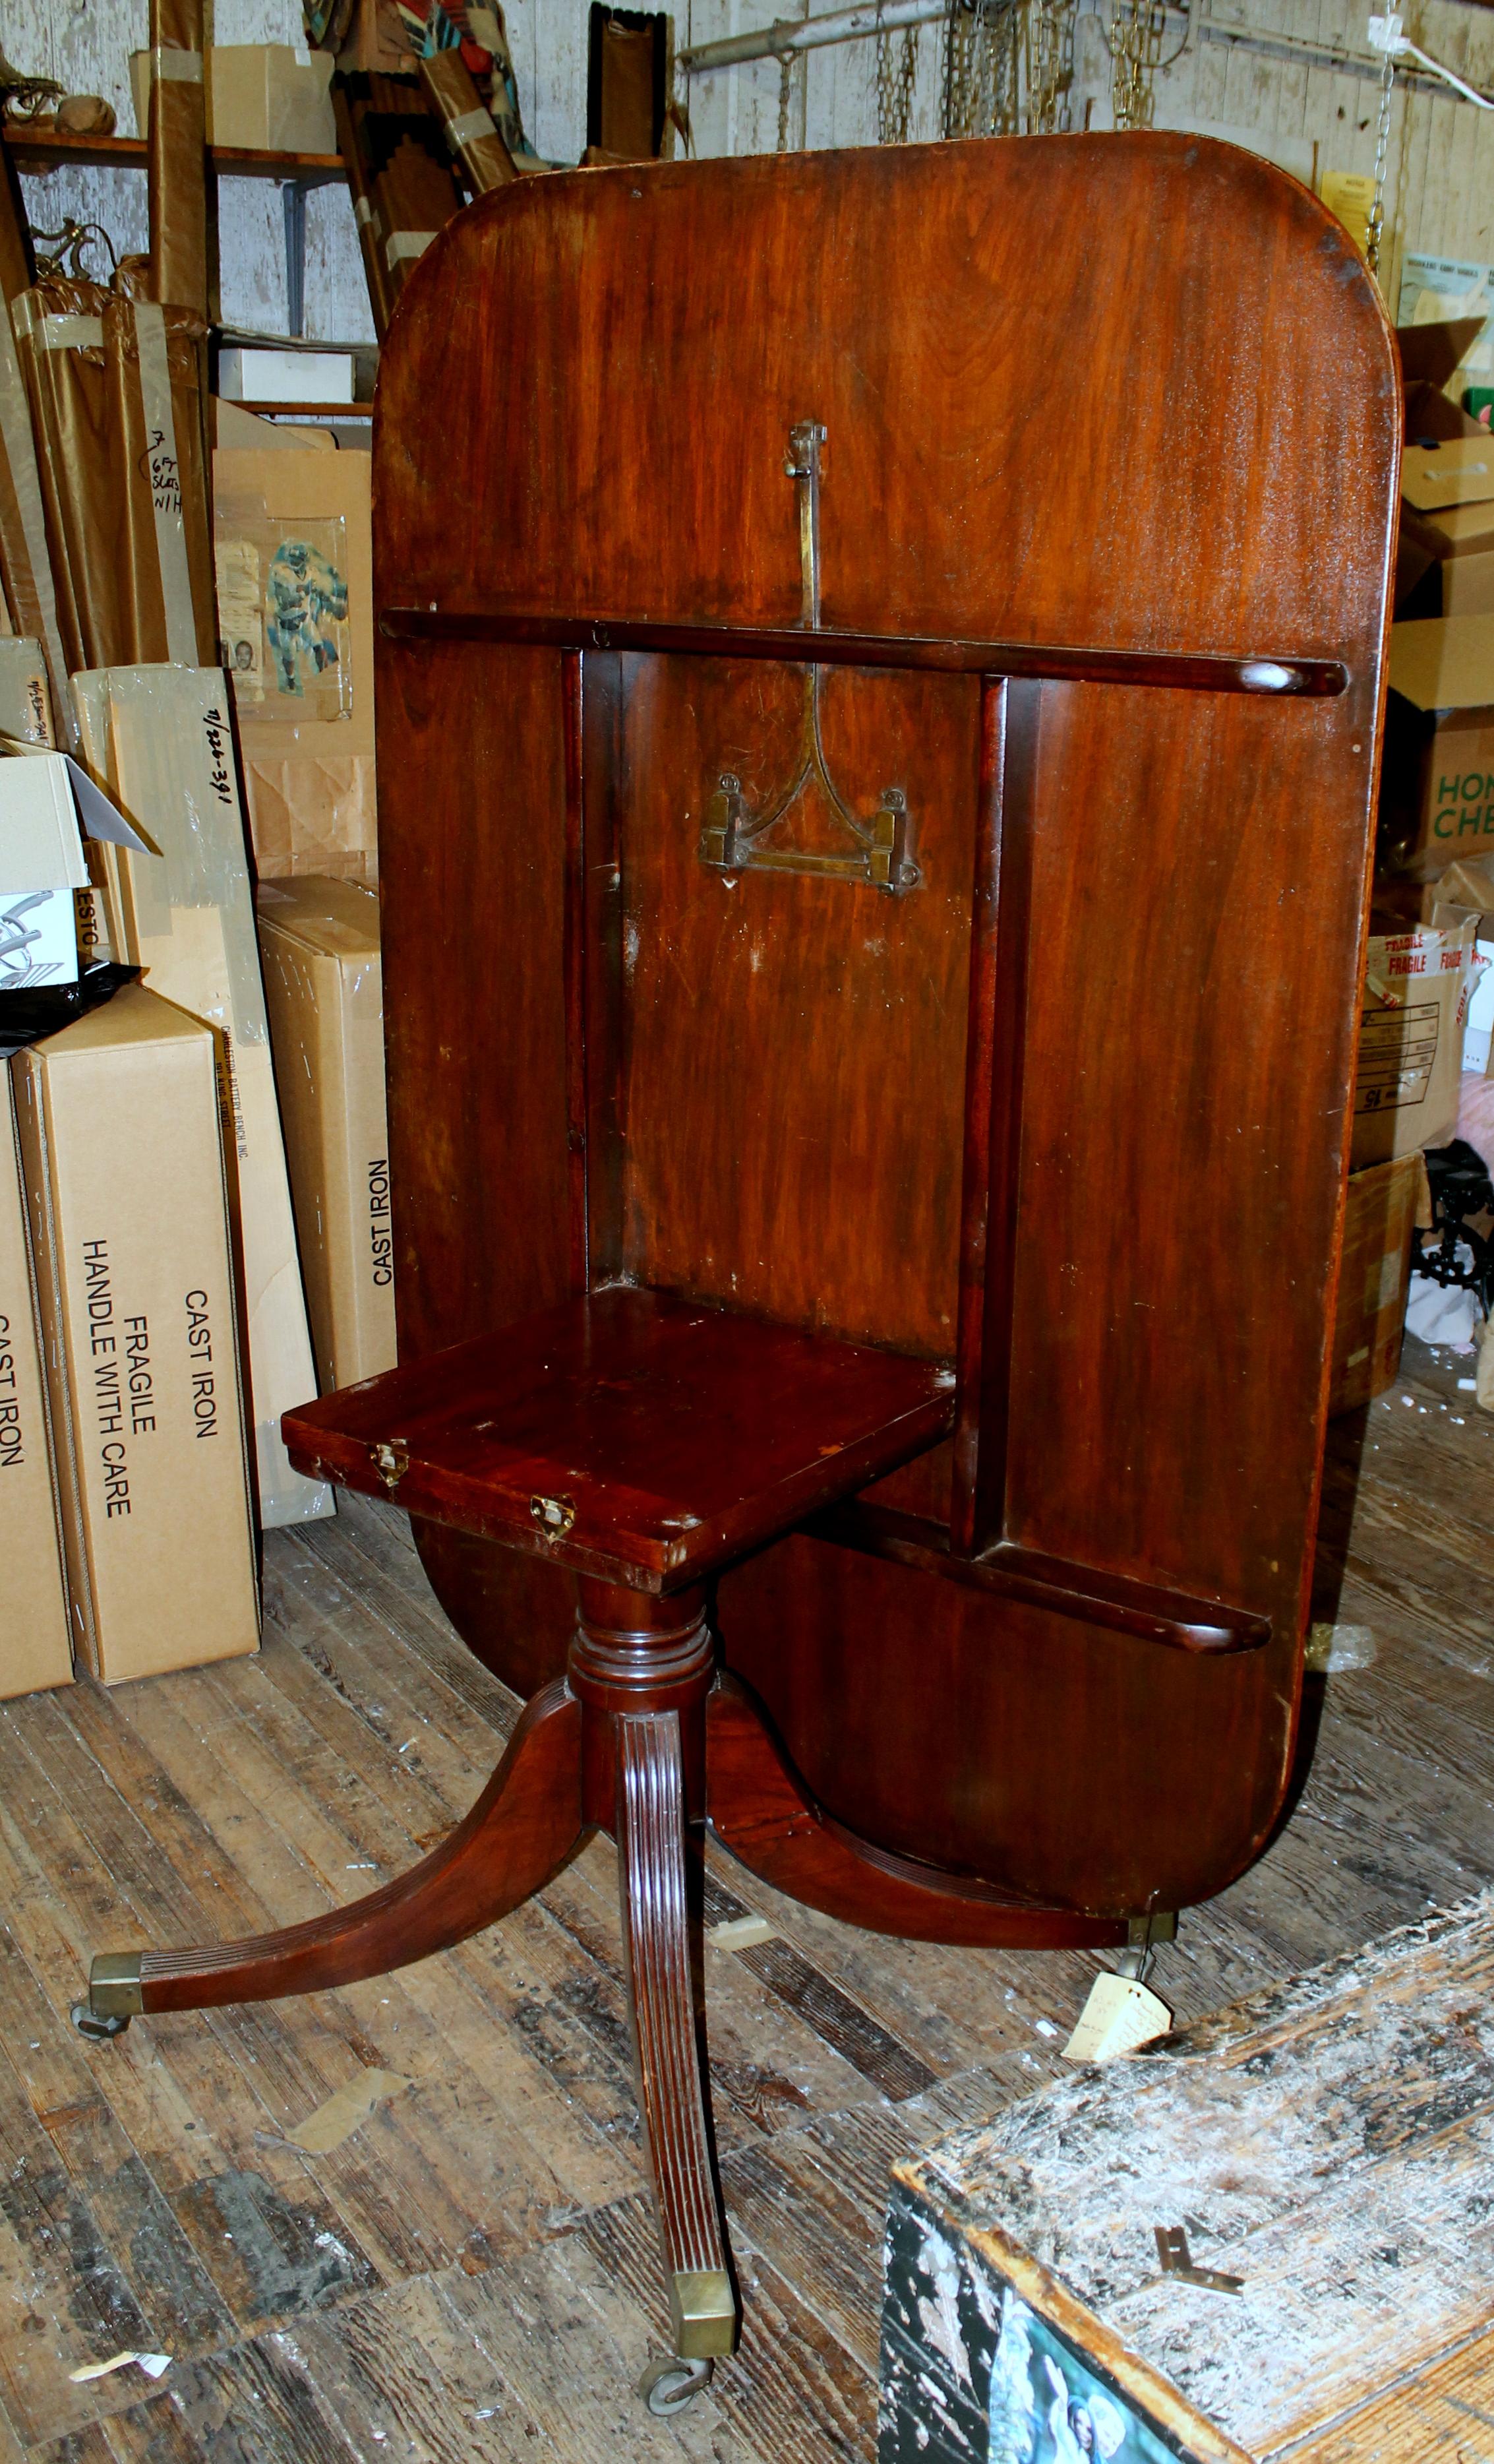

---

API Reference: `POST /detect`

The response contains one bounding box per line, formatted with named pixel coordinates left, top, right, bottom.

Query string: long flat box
left=0, top=1069, right=69, bottom=1697
left=256, top=876, right=396, bottom=1390
left=70, top=663, right=332, bottom=1529
left=12, top=983, right=260, bottom=1684
left=882, top=1894, right=1494, bottom=2464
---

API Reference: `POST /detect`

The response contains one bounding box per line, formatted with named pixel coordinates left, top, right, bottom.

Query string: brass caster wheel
left=638, top=2356, right=713, bottom=2417
left=70, top=2000, right=131, bottom=2043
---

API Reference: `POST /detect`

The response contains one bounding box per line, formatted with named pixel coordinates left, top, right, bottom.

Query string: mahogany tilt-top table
left=78, top=131, right=1400, bottom=2406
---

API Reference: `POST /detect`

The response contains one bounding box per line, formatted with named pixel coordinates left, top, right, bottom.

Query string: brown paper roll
left=12, top=280, right=120, bottom=672
left=148, top=0, right=210, bottom=316
left=420, top=51, right=516, bottom=195
left=105, top=292, right=216, bottom=665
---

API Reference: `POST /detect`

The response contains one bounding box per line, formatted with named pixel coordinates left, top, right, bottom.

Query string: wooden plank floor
left=3, top=1293, right=1493, bottom=2453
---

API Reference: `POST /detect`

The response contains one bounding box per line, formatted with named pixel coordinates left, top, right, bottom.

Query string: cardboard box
left=131, top=44, right=336, bottom=154
left=0, top=1068, right=70, bottom=1696
left=1383, top=616, right=1494, bottom=878
left=212, top=398, right=338, bottom=452
left=218, top=346, right=355, bottom=406
left=11, top=983, right=260, bottom=1684
left=0, top=758, right=88, bottom=987
left=1328, top=1153, right=1424, bottom=1415
left=212, top=447, right=376, bottom=883
left=1401, top=438, right=1494, bottom=515
left=0, top=743, right=153, bottom=990
left=256, top=876, right=396, bottom=1390
left=69, top=663, right=332, bottom=1530
left=1352, top=920, right=1479, bottom=1169
left=1398, top=316, right=1488, bottom=442
left=0, top=640, right=111, bottom=966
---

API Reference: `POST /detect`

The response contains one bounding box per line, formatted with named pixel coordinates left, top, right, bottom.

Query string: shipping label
left=1356, top=1002, right=1439, bottom=1114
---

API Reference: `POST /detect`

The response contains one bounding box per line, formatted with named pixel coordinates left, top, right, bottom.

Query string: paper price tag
left=1062, top=1973, right=1172, bottom=2064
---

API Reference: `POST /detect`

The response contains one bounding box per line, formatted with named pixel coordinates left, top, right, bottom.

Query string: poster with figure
left=988, top=2291, right=1177, bottom=2464
left=215, top=514, right=353, bottom=726
left=266, top=536, right=349, bottom=702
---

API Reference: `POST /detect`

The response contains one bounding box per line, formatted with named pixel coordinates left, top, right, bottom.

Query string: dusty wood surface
left=903, top=1894, right=1494, bottom=2457
left=1, top=1312, right=1492, bottom=2456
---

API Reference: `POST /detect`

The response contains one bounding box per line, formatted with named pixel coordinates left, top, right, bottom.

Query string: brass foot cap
left=669, top=2269, right=736, bottom=2359
left=89, top=1951, right=144, bottom=2020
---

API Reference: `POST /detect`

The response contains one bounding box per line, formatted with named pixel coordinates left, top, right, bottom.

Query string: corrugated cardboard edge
left=10, top=1045, right=101, bottom=1673
left=199, top=1002, right=268, bottom=1599
left=1, top=1069, right=72, bottom=1687
left=889, top=2162, right=1254, bottom=2464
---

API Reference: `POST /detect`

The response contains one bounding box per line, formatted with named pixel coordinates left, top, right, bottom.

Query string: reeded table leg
left=571, top=1580, right=737, bottom=2363
left=617, top=1711, right=734, bottom=2358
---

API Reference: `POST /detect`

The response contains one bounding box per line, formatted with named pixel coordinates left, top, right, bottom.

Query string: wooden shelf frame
left=3, top=126, right=346, bottom=187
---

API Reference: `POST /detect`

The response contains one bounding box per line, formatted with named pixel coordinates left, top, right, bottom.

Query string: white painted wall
left=11, top=0, right=373, bottom=337
left=9, top=0, right=1494, bottom=344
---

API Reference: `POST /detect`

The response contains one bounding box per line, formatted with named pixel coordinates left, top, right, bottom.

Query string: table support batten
left=951, top=675, right=1040, bottom=1558
left=562, top=644, right=591, bottom=1297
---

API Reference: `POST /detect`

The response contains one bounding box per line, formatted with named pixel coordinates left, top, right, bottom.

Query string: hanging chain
left=876, top=11, right=920, bottom=142
left=773, top=0, right=1077, bottom=150
left=943, top=0, right=1021, bottom=137
left=943, top=0, right=974, bottom=133
left=1365, top=38, right=1394, bottom=277
left=1108, top=0, right=1165, bottom=129
left=942, top=0, right=1064, bottom=138
left=1026, top=0, right=1069, bottom=132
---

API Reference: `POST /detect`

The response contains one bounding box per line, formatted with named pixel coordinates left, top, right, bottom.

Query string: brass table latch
left=371, top=1440, right=409, bottom=1493
left=531, top=1493, right=577, bottom=1539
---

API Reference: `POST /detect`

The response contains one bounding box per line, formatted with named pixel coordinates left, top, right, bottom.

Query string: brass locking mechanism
left=530, top=1493, right=577, bottom=1539
left=698, top=421, right=919, bottom=896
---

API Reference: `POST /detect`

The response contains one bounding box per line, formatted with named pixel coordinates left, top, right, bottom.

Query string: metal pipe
left=678, top=0, right=1494, bottom=98
left=678, top=0, right=949, bottom=77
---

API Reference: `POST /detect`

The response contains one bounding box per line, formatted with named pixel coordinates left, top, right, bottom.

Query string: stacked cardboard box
left=1352, top=919, right=1481, bottom=1168
left=13, top=983, right=260, bottom=1683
